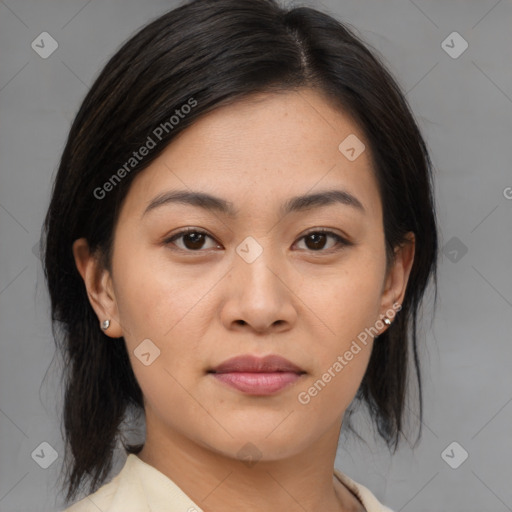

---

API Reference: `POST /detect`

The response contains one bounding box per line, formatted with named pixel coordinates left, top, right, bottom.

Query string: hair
left=41, top=0, right=438, bottom=504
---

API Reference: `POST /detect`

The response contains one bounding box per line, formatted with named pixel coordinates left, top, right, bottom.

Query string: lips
left=208, top=354, right=306, bottom=395
left=209, top=354, right=306, bottom=374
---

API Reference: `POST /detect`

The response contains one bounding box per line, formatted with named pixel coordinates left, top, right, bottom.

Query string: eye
left=164, top=228, right=221, bottom=252
left=164, top=228, right=351, bottom=253
left=294, top=229, right=351, bottom=252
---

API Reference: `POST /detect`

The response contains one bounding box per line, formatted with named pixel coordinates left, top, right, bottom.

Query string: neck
left=137, top=412, right=364, bottom=512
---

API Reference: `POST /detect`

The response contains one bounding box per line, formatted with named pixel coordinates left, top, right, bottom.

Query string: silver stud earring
left=101, top=319, right=110, bottom=330
left=383, top=317, right=392, bottom=326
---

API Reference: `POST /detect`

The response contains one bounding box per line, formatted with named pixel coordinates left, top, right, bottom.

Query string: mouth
left=207, top=354, right=306, bottom=396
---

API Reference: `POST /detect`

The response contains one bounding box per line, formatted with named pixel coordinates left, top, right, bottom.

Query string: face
left=74, top=88, right=414, bottom=462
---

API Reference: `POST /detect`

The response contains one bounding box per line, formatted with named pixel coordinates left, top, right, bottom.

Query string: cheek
left=310, top=254, right=385, bottom=340
left=297, top=317, right=375, bottom=429
left=294, top=336, right=373, bottom=442
left=297, top=254, right=383, bottom=406
left=113, top=245, right=209, bottom=341
left=112, top=251, right=216, bottom=395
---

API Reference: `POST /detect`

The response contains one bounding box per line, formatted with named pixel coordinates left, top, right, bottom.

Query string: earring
left=383, top=317, right=392, bottom=326
left=101, top=319, right=110, bottom=330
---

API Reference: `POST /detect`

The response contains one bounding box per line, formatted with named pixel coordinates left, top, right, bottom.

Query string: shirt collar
left=98, top=454, right=389, bottom=512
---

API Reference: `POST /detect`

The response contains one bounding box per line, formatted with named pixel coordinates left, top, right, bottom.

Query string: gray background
left=0, top=0, right=511, bottom=511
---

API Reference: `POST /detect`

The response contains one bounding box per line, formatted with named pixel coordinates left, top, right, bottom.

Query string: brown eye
left=165, top=229, right=220, bottom=251
left=295, top=231, right=350, bottom=252
left=164, top=228, right=350, bottom=254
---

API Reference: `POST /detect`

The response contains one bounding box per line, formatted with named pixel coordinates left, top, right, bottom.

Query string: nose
left=219, top=246, right=298, bottom=334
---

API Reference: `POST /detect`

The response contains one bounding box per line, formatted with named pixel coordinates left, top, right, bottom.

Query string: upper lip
left=209, top=354, right=306, bottom=374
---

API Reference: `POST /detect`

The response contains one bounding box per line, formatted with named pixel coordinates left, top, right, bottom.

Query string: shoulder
left=60, top=456, right=146, bottom=512
left=61, top=478, right=118, bottom=512
left=333, top=467, right=395, bottom=512
left=59, top=454, right=202, bottom=512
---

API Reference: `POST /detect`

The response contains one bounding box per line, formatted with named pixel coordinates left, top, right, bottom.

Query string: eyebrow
left=141, top=188, right=365, bottom=219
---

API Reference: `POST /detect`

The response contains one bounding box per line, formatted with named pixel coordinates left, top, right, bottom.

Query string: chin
left=201, top=428, right=310, bottom=462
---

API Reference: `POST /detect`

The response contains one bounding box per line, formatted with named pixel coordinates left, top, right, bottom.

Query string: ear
left=72, top=238, right=124, bottom=338
left=379, top=232, right=415, bottom=328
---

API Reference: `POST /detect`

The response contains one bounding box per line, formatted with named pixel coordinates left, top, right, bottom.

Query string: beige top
left=62, top=454, right=394, bottom=512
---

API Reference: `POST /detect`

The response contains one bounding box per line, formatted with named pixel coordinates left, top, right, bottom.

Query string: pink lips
left=208, top=354, right=306, bottom=396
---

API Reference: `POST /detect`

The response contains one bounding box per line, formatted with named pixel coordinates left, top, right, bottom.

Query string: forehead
left=118, top=88, right=382, bottom=223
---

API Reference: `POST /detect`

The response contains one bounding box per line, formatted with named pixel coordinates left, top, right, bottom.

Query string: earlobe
left=72, top=238, right=124, bottom=338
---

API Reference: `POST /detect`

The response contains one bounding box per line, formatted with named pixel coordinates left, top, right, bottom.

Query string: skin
left=73, top=88, right=415, bottom=512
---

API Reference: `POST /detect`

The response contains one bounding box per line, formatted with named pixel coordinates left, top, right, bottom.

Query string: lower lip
left=211, top=372, right=303, bottom=395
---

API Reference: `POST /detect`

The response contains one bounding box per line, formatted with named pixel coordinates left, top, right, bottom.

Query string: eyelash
left=163, top=227, right=352, bottom=254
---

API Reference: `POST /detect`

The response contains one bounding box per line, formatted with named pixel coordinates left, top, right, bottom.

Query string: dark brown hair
left=41, top=0, right=438, bottom=503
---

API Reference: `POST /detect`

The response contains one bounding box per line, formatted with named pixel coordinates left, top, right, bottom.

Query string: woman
left=42, top=0, right=438, bottom=510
